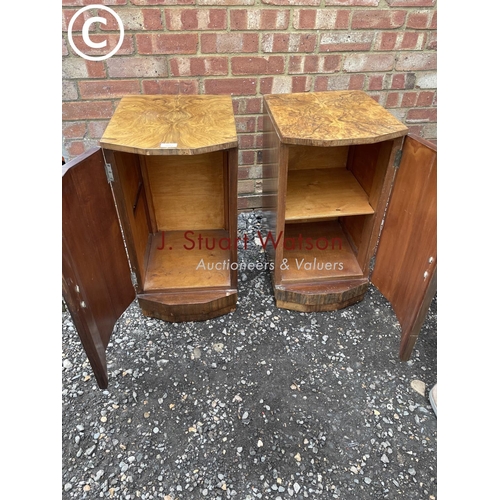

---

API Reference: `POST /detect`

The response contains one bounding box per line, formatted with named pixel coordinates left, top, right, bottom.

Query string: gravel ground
left=62, top=211, right=437, bottom=500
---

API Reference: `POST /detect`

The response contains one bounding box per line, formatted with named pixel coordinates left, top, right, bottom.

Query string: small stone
left=242, top=411, right=249, bottom=420
left=411, top=379, right=426, bottom=397
left=157, top=359, right=168, bottom=367
left=257, top=439, right=263, bottom=447
left=64, top=483, right=72, bottom=491
left=408, top=467, right=416, bottom=476
left=193, top=348, right=202, bottom=359
left=364, top=478, right=372, bottom=484
left=381, top=454, right=389, bottom=464
left=83, top=484, right=91, bottom=492
left=294, top=483, right=300, bottom=493
left=62, top=359, right=73, bottom=369
left=213, top=343, right=224, bottom=353
left=294, top=453, right=301, bottom=462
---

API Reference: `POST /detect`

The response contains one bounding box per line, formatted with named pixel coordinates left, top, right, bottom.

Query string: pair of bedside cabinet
left=62, top=92, right=436, bottom=389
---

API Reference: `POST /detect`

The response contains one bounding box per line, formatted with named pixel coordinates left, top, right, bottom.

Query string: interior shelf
left=285, top=168, right=374, bottom=222
left=144, top=230, right=231, bottom=291
left=281, top=220, right=363, bottom=282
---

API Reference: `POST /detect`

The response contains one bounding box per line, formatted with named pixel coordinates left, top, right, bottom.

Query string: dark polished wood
left=371, top=135, right=437, bottom=360
left=62, top=148, right=135, bottom=389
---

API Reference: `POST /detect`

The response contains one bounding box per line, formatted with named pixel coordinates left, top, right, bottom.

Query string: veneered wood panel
left=371, top=135, right=437, bottom=360
left=264, top=91, right=408, bottom=147
left=62, top=147, right=135, bottom=389
left=146, top=152, right=225, bottom=231
left=100, top=95, right=238, bottom=155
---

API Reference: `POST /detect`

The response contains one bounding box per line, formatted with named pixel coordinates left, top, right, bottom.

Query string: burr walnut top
left=100, top=95, right=238, bottom=155
left=264, top=91, right=408, bottom=146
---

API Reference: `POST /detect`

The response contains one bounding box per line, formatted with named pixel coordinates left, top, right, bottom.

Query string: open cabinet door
left=62, top=147, right=135, bottom=388
left=371, top=135, right=437, bottom=361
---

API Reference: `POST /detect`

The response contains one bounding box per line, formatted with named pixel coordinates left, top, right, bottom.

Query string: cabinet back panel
left=114, top=151, right=150, bottom=284
left=146, top=152, right=225, bottom=231
left=288, top=145, right=348, bottom=171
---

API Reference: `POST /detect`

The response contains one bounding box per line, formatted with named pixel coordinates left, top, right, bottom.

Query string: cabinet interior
left=282, top=140, right=393, bottom=283
left=113, top=150, right=231, bottom=293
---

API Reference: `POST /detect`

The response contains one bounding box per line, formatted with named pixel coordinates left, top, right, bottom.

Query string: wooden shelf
left=285, top=168, right=374, bottom=222
left=144, top=230, right=231, bottom=291
left=281, top=221, right=363, bottom=282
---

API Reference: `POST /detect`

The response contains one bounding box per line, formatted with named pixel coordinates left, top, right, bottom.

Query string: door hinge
left=394, top=149, right=403, bottom=169
left=130, top=271, right=138, bottom=288
left=104, top=162, right=114, bottom=183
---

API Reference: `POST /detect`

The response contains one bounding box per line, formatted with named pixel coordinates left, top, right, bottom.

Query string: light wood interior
left=281, top=220, right=363, bottom=282
left=145, top=152, right=225, bottom=231
left=144, top=230, right=231, bottom=291
left=288, top=145, right=349, bottom=170
left=285, top=168, right=374, bottom=222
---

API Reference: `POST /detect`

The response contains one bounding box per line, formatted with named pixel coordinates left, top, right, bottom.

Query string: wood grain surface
left=101, top=95, right=237, bottom=155
left=264, top=91, right=408, bottom=146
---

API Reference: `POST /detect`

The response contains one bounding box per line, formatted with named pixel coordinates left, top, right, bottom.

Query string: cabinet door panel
left=62, top=147, right=135, bottom=388
left=371, top=135, right=437, bottom=360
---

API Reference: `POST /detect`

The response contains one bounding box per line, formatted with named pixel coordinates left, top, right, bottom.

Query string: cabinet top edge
left=101, top=95, right=237, bottom=154
left=264, top=91, right=408, bottom=145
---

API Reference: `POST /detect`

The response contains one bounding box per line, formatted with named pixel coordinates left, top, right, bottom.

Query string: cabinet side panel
left=109, top=150, right=150, bottom=287
left=146, top=152, right=225, bottom=231
left=288, top=145, right=349, bottom=171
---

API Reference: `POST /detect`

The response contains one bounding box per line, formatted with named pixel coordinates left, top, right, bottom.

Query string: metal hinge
left=130, top=271, right=138, bottom=288
left=394, top=149, right=403, bottom=169
left=104, top=162, right=114, bottom=183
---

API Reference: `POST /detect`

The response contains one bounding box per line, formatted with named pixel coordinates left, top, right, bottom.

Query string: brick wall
left=62, top=0, right=437, bottom=210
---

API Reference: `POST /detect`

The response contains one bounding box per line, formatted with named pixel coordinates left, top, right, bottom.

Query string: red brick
left=260, top=75, right=312, bottom=94
left=98, top=8, right=163, bottom=30
left=198, top=0, right=254, bottom=4
left=407, top=10, right=434, bottom=29
left=235, top=116, right=256, bottom=132
left=288, top=55, right=342, bottom=73
left=368, top=74, right=384, bottom=90
left=374, top=31, right=425, bottom=51
left=233, top=97, right=263, bottom=114
left=293, top=9, right=349, bottom=29
left=431, top=11, right=437, bottom=29
left=63, top=0, right=127, bottom=5
left=344, top=53, right=394, bottom=72
left=426, top=32, right=437, bottom=50
left=205, top=78, right=257, bottom=95
left=262, top=0, right=320, bottom=5
left=201, top=33, right=258, bottom=53
left=79, top=80, right=141, bottom=99
left=63, top=81, right=78, bottom=101
left=62, top=101, right=115, bottom=121
left=238, top=135, right=255, bottom=149
left=131, top=0, right=194, bottom=4
left=319, top=32, right=373, bottom=52
left=348, top=74, right=365, bottom=90
left=391, top=73, right=416, bottom=89
left=262, top=33, right=316, bottom=53
left=63, top=59, right=106, bottom=79
left=142, top=79, right=199, bottom=94
left=352, top=10, right=406, bottom=29
left=66, top=141, right=86, bottom=157
left=416, top=90, right=435, bottom=107
left=232, top=56, right=285, bottom=75
left=88, top=121, right=109, bottom=139
left=62, top=122, right=87, bottom=138
left=170, top=57, right=228, bottom=76
left=395, top=52, right=436, bottom=71
left=406, top=108, right=437, bottom=122
left=239, top=150, right=256, bottom=165
left=401, top=91, right=418, bottom=107
left=386, top=0, right=435, bottom=6
left=68, top=34, right=134, bottom=57
left=165, top=9, right=226, bottom=30
left=325, top=0, right=378, bottom=4
left=106, top=57, right=169, bottom=78
left=62, top=38, right=69, bottom=56
left=62, top=9, right=90, bottom=31
left=231, top=9, right=290, bottom=30
left=386, top=92, right=401, bottom=108
left=137, top=33, right=197, bottom=54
